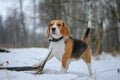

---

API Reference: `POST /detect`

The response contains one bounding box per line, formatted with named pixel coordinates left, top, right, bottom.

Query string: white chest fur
left=49, top=39, right=65, bottom=61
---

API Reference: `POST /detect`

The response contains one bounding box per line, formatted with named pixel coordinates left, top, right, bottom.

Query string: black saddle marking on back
left=71, top=38, right=87, bottom=59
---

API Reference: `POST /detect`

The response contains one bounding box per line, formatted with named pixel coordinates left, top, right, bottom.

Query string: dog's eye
left=57, top=24, right=61, bottom=26
left=50, top=24, right=53, bottom=26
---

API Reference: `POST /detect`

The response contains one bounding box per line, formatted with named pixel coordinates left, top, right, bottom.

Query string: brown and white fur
left=38, top=20, right=92, bottom=75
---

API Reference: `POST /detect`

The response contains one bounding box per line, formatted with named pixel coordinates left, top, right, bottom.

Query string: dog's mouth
left=52, top=31, right=56, bottom=35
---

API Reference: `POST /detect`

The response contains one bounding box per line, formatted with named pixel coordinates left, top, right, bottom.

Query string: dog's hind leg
left=82, top=47, right=92, bottom=75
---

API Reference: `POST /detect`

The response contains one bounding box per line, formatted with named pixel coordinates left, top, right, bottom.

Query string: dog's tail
left=83, top=20, right=91, bottom=42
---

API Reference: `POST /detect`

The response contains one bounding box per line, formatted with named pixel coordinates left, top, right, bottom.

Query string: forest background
left=0, top=0, right=120, bottom=55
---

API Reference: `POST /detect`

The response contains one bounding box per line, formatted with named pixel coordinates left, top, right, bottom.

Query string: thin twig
left=35, top=48, right=53, bottom=74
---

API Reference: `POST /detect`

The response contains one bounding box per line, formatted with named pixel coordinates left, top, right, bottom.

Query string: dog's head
left=47, top=20, right=70, bottom=39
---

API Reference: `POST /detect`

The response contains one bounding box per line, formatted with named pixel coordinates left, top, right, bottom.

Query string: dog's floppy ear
left=61, top=22, right=70, bottom=37
left=47, top=22, right=51, bottom=38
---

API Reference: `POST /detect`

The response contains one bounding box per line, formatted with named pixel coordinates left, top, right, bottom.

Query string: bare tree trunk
left=19, top=0, right=27, bottom=46
left=94, top=22, right=103, bottom=55
left=32, top=0, right=37, bottom=46
left=94, top=0, right=103, bottom=55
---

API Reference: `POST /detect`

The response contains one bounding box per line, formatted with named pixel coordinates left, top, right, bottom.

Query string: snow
left=0, top=48, right=120, bottom=80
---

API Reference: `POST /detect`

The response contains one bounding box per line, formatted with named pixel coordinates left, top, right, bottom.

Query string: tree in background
left=0, top=15, right=5, bottom=45
left=19, top=0, right=27, bottom=46
left=4, top=9, right=23, bottom=47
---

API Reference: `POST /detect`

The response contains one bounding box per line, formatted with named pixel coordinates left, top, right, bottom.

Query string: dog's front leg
left=61, top=54, right=71, bottom=73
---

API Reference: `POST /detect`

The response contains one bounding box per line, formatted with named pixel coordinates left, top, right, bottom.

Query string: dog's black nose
left=52, top=27, right=56, bottom=31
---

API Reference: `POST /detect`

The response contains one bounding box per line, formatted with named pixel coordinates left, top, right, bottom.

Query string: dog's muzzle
left=51, top=27, right=56, bottom=34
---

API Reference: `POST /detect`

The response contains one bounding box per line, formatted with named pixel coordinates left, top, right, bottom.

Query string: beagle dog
left=39, top=20, right=92, bottom=75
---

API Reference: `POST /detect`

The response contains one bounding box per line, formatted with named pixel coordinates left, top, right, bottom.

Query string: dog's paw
left=60, top=67, right=67, bottom=74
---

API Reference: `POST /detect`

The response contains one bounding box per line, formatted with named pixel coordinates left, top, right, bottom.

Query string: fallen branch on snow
left=117, top=68, right=120, bottom=74
left=0, top=66, right=39, bottom=71
left=0, top=48, right=53, bottom=74
left=35, top=48, right=53, bottom=74
left=0, top=48, right=10, bottom=53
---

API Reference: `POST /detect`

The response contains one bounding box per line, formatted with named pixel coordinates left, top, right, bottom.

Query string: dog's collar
left=49, top=36, right=63, bottom=42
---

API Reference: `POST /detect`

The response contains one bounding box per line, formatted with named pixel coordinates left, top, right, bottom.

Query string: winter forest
left=0, top=0, right=120, bottom=55
left=0, top=0, right=120, bottom=80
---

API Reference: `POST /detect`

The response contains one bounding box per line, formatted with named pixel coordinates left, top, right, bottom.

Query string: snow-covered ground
left=0, top=48, right=120, bottom=80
